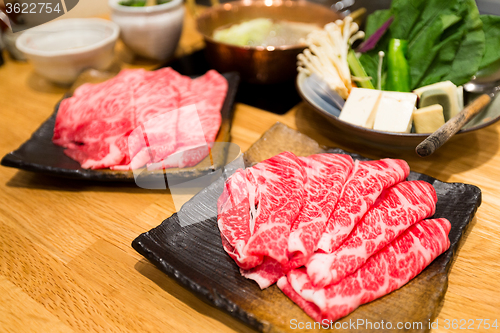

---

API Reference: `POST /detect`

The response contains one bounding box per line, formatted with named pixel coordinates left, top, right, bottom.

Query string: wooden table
left=1, top=11, right=499, bottom=333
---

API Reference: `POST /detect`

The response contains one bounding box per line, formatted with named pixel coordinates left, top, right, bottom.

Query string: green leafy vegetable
left=213, top=19, right=274, bottom=47
left=386, top=39, right=411, bottom=92
left=365, top=10, right=392, bottom=38
left=389, top=0, right=426, bottom=40
left=359, top=0, right=486, bottom=90
left=357, top=16, right=394, bottom=53
left=347, top=50, right=375, bottom=89
left=119, top=0, right=146, bottom=6
left=359, top=48, right=383, bottom=89
left=479, top=15, right=500, bottom=69
left=359, top=11, right=392, bottom=89
left=440, top=0, right=484, bottom=86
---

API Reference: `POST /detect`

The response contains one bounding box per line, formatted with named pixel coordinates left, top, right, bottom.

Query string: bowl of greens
left=109, top=0, right=184, bottom=60
left=296, top=0, right=500, bottom=150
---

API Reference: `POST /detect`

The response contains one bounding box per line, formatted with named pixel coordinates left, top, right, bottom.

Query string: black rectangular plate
left=132, top=123, right=482, bottom=333
left=1, top=72, right=240, bottom=182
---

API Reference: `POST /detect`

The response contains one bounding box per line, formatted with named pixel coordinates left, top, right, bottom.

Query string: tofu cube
left=339, top=88, right=382, bottom=129
left=414, top=81, right=461, bottom=120
left=373, top=91, right=417, bottom=133
left=413, top=104, right=446, bottom=134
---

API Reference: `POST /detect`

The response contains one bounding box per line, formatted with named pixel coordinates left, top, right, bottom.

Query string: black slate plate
left=1, top=72, right=240, bottom=182
left=132, top=123, right=482, bottom=333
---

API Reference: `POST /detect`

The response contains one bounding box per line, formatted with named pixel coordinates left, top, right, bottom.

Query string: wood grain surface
left=1, top=9, right=499, bottom=333
left=416, top=94, right=493, bottom=157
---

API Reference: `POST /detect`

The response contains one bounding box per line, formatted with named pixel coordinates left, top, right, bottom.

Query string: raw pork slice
left=315, top=159, right=410, bottom=254
left=287, top=154, right=354, bottom=270
left=280, top=218, right=451, bottom=322
left=308, top=180, right=438, bottom=287
left=217, top=152, right=307, bottom=270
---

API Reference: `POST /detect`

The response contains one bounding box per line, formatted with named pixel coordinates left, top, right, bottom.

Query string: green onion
left=347, top=49, right=375, bottom=89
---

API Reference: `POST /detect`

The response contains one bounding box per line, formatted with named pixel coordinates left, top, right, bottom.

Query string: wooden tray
left=132, top=122, right=482, bottom=333
left=1, top=70, right=240, bottom=183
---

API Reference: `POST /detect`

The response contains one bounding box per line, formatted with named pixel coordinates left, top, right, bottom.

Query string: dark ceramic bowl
left=297, top=72, right=500, bottom=150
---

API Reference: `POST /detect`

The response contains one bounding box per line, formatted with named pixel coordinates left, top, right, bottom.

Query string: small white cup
left=16, top=18, right=120, bottom=85
left=109, top=0, right=185, bottom=61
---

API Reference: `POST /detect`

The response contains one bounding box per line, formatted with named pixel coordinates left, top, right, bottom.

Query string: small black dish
left=1, top=72, right=240, bottom=182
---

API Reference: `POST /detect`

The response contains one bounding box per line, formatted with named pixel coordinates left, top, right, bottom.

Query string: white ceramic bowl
left=109, top=0, right=184, bottom=61
left=16, top=18, right=119, bottom=85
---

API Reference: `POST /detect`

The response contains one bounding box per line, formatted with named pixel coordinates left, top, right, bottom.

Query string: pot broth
left=213, top=18, right=320, bottom=47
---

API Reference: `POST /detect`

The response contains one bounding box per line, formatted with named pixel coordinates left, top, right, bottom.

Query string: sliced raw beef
left=149, top=70, right=228, bottom=170
left=112, top=68, right=186, bottom=170
left=114, top=108, right=180, bottom=171
left=217, top=152, right=307, bottom=270
left=277, top=276, right=322, bottom=322
left=134, top=67, right=189, bottom=125
left=54, top=69, right=147, bottom=169
left=315, top=159, right=410, bottom=254
left=287, top=154, right=354, bottom=270
left=244, top=152, right=307, bottom=265
left=240, top=257, right=284, bottom=289
left=54, top=69, right=146, bottom=146
left=53, top=68, right=227, bottom=170
left=307, top=180, right=438, bottom=287
left=242, top=154, right=354, bottom=289
left=179, top=70, right=226, bottom=143
left=133, top=70, right=228, bottom=170
left=280, top=218, right=451, bottom=322
left=217, top=169, right=262, bottom=269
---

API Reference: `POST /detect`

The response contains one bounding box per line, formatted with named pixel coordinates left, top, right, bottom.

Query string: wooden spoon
left=415, top=94, right=492, bottom=157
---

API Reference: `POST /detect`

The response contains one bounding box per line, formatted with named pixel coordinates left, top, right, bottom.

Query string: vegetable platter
left=296, top=0, right=500, bottom=150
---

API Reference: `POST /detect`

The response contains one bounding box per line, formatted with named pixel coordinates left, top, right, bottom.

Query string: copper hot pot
left=196, top=0, right=341, bottom=84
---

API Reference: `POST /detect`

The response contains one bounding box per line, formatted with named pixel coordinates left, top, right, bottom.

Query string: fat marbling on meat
left=315, top=159, right=410, bottom=254
left=217, top=152, right=307, bottom=270
left=307, top=180, right=438, bottom=287
left=278, top=218, right=451, bottom=322
left=287, top=154, right=354, bottom=270
left=238, top=153, right=354, bottom=289
left=53, top=68, right=227, bottom=170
